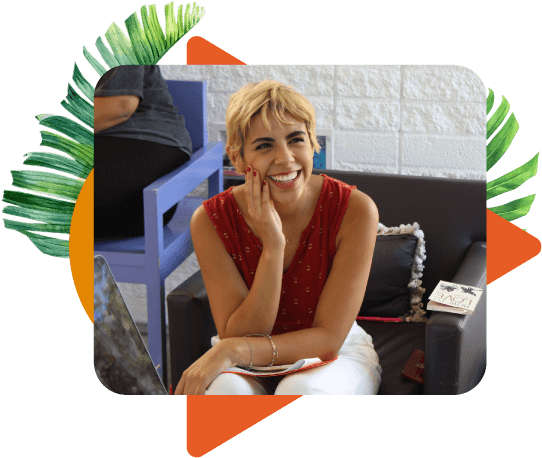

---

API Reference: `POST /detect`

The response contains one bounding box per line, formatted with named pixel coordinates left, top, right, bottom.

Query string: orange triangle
left=187, top=395, right=300, bottom=456
left=487, top=209, right=541, bottom=284
left=187, top=37, right=246, bottom=65
left=184, top=42, right=298, bottom=458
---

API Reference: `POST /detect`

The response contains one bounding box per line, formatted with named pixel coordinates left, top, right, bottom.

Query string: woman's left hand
left=174, top=339, right=239, bottom=395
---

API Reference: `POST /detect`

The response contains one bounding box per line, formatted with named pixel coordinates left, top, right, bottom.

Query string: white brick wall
left=119, top=65, right=486, bottom=325
left=160, top=64, right=486, bottom=179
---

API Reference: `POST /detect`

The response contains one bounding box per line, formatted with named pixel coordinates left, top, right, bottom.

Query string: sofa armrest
left=167, top=270, right=216, bottom=391
left=424, top=241, right=487, bottom=395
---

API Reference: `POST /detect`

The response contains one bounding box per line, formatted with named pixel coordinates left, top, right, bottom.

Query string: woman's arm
left=233, top=189, right=379, bottom=363
left=94, top=95, right=139, bottom=133
left=193, top=166, right=287, bottom=338
left=191, top=169, right=285, bottom=338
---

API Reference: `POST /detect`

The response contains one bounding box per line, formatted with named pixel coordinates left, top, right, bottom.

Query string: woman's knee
left=204, top=373, right=266, bottom=395
left=275, top=364, right=379, bottom=395
left=275, top=372, right=332, bottom=395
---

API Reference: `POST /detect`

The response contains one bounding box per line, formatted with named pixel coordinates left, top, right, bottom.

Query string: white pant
left=205, top=322, right=382, bottom=395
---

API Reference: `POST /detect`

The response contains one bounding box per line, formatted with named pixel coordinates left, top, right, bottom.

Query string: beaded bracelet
left=265, top=335, right=278, bottom=367
left=244, top=334, right=278, bottom=367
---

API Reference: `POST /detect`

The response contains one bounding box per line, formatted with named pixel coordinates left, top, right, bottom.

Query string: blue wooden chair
left=94, top=80, right=223, bottom=384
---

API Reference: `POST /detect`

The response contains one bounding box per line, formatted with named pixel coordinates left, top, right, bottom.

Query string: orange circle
left=69, top=169, right=94, bottom=322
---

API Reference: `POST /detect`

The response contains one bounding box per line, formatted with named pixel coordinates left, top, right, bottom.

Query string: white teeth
left=268, top=171, right=299, bottom=182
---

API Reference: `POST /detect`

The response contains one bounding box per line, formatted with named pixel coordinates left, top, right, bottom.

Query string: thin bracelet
left=242, top=337, right=254, bottom=369
left=244, top=334, right=264, bottom=369
left=244, top=334, right=278, bottom=367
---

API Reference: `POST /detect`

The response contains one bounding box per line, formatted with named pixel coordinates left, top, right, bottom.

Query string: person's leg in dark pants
left=94, top=136, right=190, bottom=239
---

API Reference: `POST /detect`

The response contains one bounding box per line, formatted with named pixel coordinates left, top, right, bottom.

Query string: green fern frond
left=3, top=3, right=205, bottom=257
left=106, top=22, right=140, bottom=65
left=85, top=2, right=205, bottom=73
left=14, top=230, right=70, bottom=258
left=4, top=219, right=72, bottom=234
left=61, top=85, right=94, bottom=128
left=3, top=191, right=74, bottom=234
left=37, top=114, right=94, bottom=146
left=11, top=171, right=83, bottom=201
left=126, top=13, right=155, bottom=64
left=39, top=131, right=93, bottom=171
left=486, top=88, right=538, bottom=223
left=83, top=45, right=107, bottom=77
left=143, top=5, right=167, bottom=57
left=23, top=152, right=89, bottom=178
left=72, top=63, right=95, bottom=102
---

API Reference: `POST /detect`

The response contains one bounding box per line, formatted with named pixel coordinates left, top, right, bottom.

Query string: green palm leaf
left=486, top=153, right=538, bottom=200
left=2, top=2, right=205, bottom=257
left=23, top=152, right=89, bottom=178
left=486, top=88, right=538, bottom=224
left=488, top=195, right=536, bottom=222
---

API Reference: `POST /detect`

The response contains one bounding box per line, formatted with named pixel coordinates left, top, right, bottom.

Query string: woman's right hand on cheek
left=245, top=166, right=286, bottom=250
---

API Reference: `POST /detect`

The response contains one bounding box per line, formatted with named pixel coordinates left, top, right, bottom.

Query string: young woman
left=175, top=81, right=381, bottom=395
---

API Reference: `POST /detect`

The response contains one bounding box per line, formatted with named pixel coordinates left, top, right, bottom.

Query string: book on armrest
left=426, top=280, right=484, bottom=315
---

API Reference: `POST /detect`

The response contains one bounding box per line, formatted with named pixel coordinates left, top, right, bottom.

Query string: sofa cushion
left=359, top=223, right=427, bottom=321
left=360, top=321, right=426, bottom=395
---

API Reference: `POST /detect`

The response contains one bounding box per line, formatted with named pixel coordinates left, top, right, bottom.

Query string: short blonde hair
left=225, top=80, right=320, bottom=160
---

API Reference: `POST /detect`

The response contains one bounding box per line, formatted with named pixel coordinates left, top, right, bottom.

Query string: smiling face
left=230, top=111, right=314, bottom=205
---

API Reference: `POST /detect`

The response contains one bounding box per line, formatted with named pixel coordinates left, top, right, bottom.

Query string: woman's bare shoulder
left=337, top=189, right=379, bottom=246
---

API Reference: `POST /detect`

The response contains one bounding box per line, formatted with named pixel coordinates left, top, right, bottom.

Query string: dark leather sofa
left=167, top=169, right=487, bottom=395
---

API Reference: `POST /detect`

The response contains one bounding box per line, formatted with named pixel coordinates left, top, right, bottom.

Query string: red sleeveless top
left=202, top=174, right=356, bottom=335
